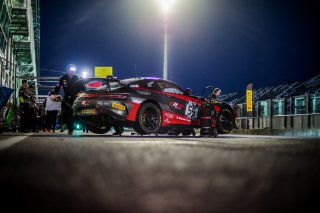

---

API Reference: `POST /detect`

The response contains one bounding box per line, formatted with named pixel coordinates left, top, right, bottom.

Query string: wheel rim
left=141, top=107, right=160, bottom=130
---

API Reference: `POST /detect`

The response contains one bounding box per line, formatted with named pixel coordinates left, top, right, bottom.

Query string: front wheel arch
left=134, top=101, right=162, bottom=135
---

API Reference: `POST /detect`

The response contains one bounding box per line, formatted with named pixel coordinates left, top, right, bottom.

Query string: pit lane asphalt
left=0, top=132, right=319, bottom=212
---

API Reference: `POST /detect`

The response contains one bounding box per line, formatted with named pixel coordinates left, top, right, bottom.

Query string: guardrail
left=236, top=113, right=320, bottom=130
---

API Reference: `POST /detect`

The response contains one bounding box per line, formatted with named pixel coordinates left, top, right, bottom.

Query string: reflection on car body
left=73, top=77, right=236, bottom=135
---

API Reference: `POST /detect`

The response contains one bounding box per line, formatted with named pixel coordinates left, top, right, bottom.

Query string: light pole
left=158, top=0, right=175, bottom=80
left=163, top=14, right=168, bottom=80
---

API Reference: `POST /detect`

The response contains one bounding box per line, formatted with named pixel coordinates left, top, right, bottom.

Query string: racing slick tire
left=217, top=108, right=234, bottom=134
left=134, top=102, right=162, bottom=135
left=87, top=125, right=111, bottom=134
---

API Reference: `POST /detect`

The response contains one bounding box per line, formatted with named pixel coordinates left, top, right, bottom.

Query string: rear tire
left=87, top=125, right=111, bottom=134
left=134, top=102, right=162, bottom=135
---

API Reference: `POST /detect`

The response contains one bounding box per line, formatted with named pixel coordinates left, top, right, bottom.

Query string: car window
left=120, top=78, right=140, bottom=85
left=109, top=81, right=123, bottom=90
left=84, top=79, right=123, bottom=91
left=158, top=81, right=184, bottom=94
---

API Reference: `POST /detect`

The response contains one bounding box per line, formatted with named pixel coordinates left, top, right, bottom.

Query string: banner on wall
left=0, top=86, right=14, bottom=112
left=246, top=83, right=253, bottom=115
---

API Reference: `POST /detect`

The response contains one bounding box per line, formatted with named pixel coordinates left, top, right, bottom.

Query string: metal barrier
left=236, top=113, right=320, bottom=130
left=235, top=93, right=320, bottom=130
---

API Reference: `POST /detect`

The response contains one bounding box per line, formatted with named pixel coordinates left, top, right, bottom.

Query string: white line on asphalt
left=103, top=140, right=202, bottom=145
left=0, top=136, right=30, bottom=150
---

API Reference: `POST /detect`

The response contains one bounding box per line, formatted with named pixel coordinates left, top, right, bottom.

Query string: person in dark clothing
left=54, top=64, right=85, bottom=135
left=38, top=103, right=46, bottom=131
left=19, top=80, right=31, bottom=132
left=58, top=113, right=66, bottom=132
left=113, top=125, right=124, bottom=135
left=19, top=79, right=28, bottom=132
left=106, top=76, right=124, bottom=136
left=82, top=124, right=89, bottom=133
left=209, top=88, right=221, bottom=100
left=28, top=84, right=38, bottom=132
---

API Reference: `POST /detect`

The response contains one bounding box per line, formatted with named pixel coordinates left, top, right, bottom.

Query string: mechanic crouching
left=199, top=88, right=221, bottom=137
left=54, top=64, right=85, bottom=135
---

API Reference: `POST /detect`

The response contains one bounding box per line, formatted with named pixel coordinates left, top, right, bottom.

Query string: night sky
left=40, top=0, right=320, bottom=95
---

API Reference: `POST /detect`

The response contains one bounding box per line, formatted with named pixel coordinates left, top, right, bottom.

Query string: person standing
left=38, top=102, right=46, bottom=132
left=113, top=125, right=124, bottom=136
left=19, top=80, right=31, bottom=132
left=54, top=64, right=85, bottom=135
left=45, top=90, right=61, bottom=132
left=210, top=88, right=221, bottom=100
left=28, top=84, right=38, bottom=132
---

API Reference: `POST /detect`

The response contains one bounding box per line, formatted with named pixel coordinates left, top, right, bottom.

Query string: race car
left=72, top=77, right=236, bottom=135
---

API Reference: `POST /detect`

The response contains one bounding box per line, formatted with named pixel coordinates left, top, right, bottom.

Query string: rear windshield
left=119, top=78, right=140, bottom=85
left=84, top=79, right=123, bottom=92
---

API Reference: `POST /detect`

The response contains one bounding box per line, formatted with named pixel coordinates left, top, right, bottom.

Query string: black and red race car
left=72, top=77, right=236, bottom=135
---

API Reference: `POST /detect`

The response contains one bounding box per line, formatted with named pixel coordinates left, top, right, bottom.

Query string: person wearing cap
left=54, top=64, right=85, bottom=135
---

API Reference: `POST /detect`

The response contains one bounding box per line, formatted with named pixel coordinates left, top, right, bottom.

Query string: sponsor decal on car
left=170, top=102, right=184, bottom=110
left=137, top=90, right=151, bottom=96
left=185, top=101, right=199, bottom=119
left=175, top=116, right=191, bottom=123
left=81, top=100, right=90, bottom=106
left=130, top=84, right=139, bottom=88
left=164, top=112, right=174, bottom=119
left=80, top=108, right=97, bottom=115
left=112, top=102, right=126, bottom=110
left=97, top=101, right=110, bottom=107
left=163, top=118, right=170, bottom=123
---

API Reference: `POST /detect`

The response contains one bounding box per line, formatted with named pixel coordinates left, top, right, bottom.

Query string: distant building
left=0, top=0, right=40, bottom=93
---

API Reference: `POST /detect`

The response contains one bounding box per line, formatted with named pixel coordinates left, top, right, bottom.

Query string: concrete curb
left=231, top=129, right=320, bottom=137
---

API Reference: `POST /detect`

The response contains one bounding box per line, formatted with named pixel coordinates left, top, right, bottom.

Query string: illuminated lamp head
left=67, top=64, right=77, bottom=77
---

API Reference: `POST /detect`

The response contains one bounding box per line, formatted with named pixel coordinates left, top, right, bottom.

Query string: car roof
left=120, top=77, right=161, bottom=84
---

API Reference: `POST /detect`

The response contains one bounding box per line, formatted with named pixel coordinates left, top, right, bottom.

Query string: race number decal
left=185, top=101, right=199, bottom=120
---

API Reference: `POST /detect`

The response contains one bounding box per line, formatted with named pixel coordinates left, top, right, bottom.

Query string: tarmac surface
left=0, top=131, right=319, bottom=212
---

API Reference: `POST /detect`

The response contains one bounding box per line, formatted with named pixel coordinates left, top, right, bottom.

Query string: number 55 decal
left=185, top=101, right=199, bottom=120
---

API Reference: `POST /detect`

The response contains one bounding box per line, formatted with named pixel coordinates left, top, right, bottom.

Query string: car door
left=158, top=81, right=199, bottom=124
